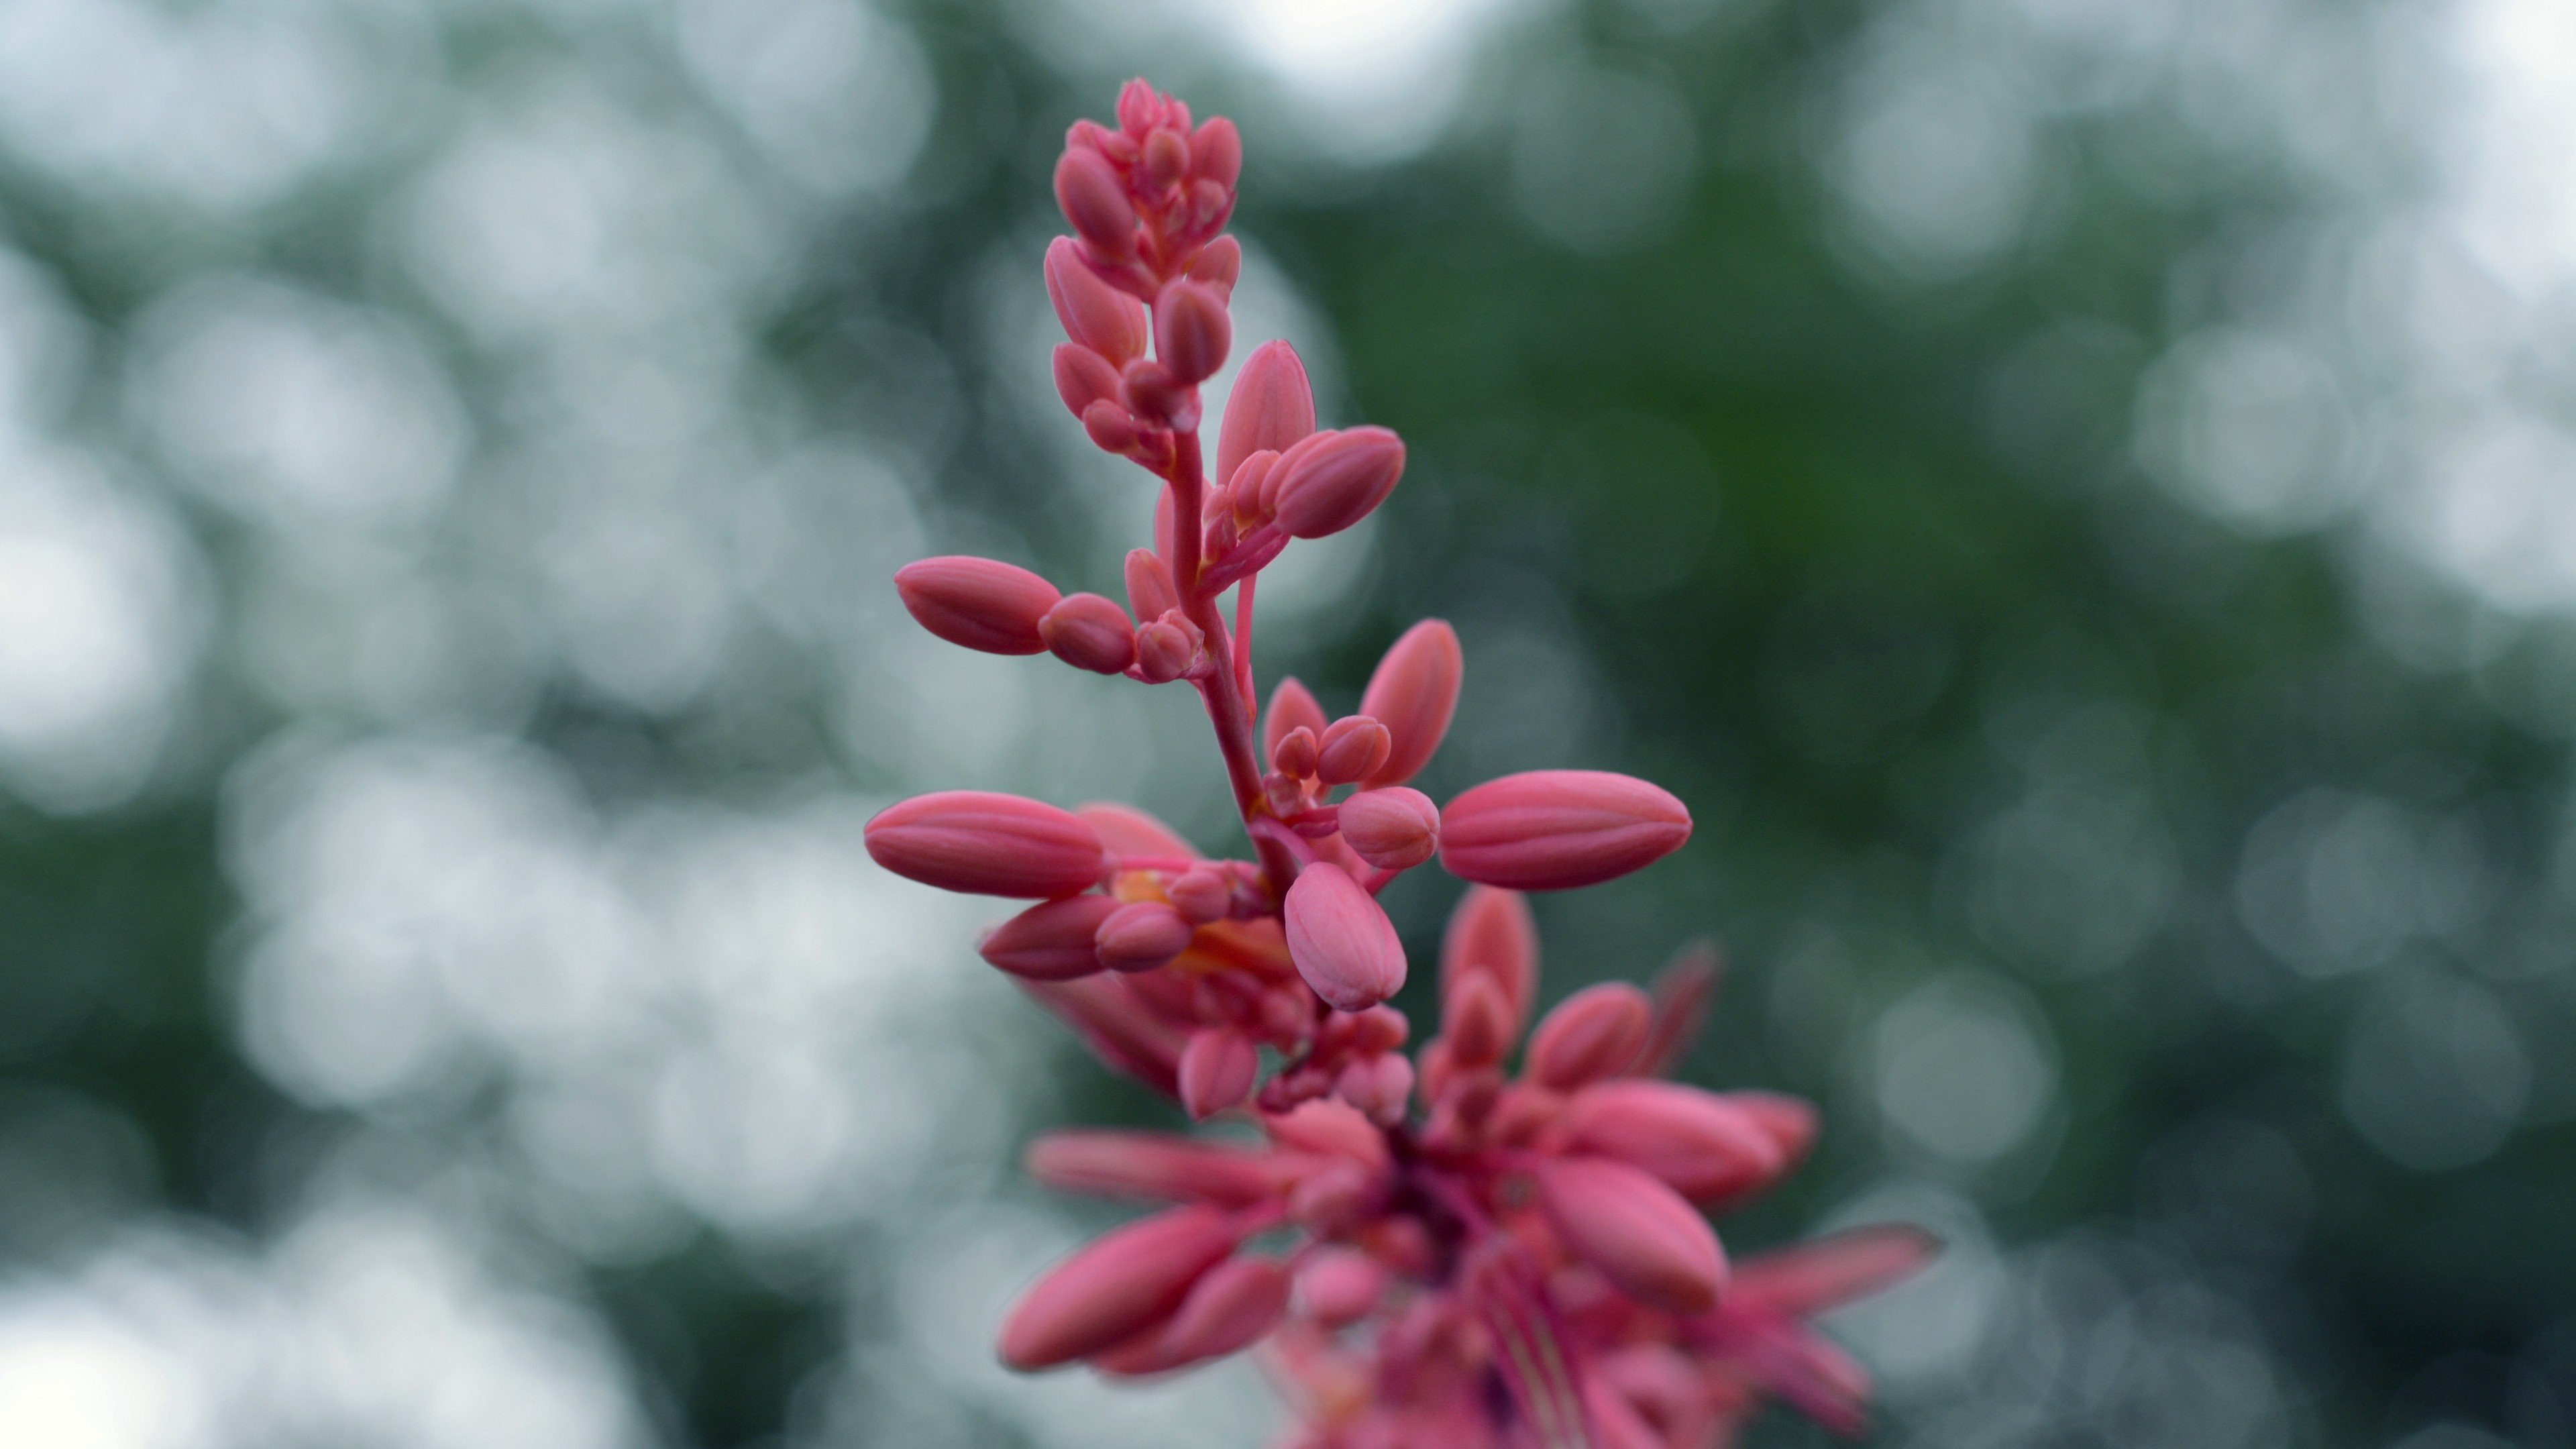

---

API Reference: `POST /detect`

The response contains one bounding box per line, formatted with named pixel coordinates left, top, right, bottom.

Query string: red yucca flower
left=864, top=78, right=1937, bottom=1449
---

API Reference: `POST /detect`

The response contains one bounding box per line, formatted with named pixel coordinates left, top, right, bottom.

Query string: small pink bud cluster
left=863, top=80, right=1934, bottom=1448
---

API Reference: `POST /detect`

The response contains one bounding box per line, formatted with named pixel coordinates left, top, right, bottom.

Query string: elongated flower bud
left=979, top=895, right=1120, bottom=979
left=1440, top=885, right=1538, bottom=1037
left=1041, top=592, right=1138, bottom=674
left=1335, top=1053, right=1413, bottom=1125
left=1142, top=126, right=1189, bottom=189
left=1166, top=867, right=1232, bottom=924
left=1191, top=115, right=1242, bottom=189
left=894, top=556, right=1060, bottom=655
left=1215, top=341, right=1316, bottom=508
left=1077, top=802, right=1196, bottom=861
left=1728, top=1224, right=1940, bottom=1320
left=1293, top=1248, right=1384, bottom=1328
left=1532, top=1157, right=1726, bottom=1313
left=1727, top=1090, right=1820, bottom=1171
left=1271, top=427, right=1404, bottom=539
left=1272, top=725, right=1319, bottom=780
left=867, top=792, right=1105, bottom=898
left=1337, top=787, right=1439, bottom=871
left=1155, top=280, right=1231, bottom=384
left=1097, top=900, right=1196, bottom=971
left=1052, top=343, right=1124, bottom=419
left=1438, top=770, right=1691, bottom=890
left=1283, top=862, right=1407, bottom=1012
left=1020, top=975, right=1183, bottom=1096
left=1179, top=1027, right=1259, bottom=1119
left=1024, top=1130, right=1293, bottom=1207
left=1440, top=970, right=1513, bottom=1068
left=1358, top=621, right=1461, bottom=789
left=998, top=1205, right=1242, bottom=1370
left=1189, top=234, right=1241, bottom=294
left=1265, top=1097, right=1390, bottom=1167
left=1559, top=1079, right=1786, bottom=1202
left=1083, top=399, right=1142, bottom=454
left=1315, top=716, right=1391, bottom=786
left=1045, top=237, right=1148, bottom=364
left=1124, top=548, right=1179, bottom=621
left=1263, top=677, right=1328, bottom=763
left=1054, top=148, right=1136, bottom=260
left=1152, top=1255, right=1287, bottom=1362
left=1525, top=983, right=1652, bottom=1089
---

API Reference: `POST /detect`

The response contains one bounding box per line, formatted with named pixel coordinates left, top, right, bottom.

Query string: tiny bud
left=1485, top=1083, right=1560, bottom=1147
left=1265, top=1095, right=1389, bottom=1168
left=1214, top=341, right=1317, bottom=508
left=1560, top=1080, right=1787, bottom=1203
left=1054, top=148, right=1136, bottom=259
left=1044, top=237, right=1148, bottom=364
left=1203, top=511, right=1237, bottom=559
left=1335, top=1053, right=1413, bottom=1126
left=895, top=556, right=1060, bottom=655
left=1525, top=983, right=1652, bottom=1090
left=1440, top=886, right=1538, bottom=1038
left=1134, top=614, right=1200, bottom=684
left=1293, top=1248, right=1384, bottom=1328
left=1358, top=621, right=1462, bottom=789
left=1155, top=280, right=1232, bottom=385
left=866, top=792, right=1106, bottom=898
left=1284, top=1160, right=1377, bottom=1234
left=1096, top=900, right=1197, bottom=971
left=1189, top=235, right=1242, bottom=294
left=1224, top=448, right=1280, bottom=521
left=1441, top=971, right=1513, bottom=1068
left=1283, top=862, right=1407, bottom=1012
left=1052, top=343, right=1125, bottom=419
left=1142, top=126, right=1190, bottom=189
left=1187, top=178, right=1231, bottom=229
left=1041, top=593, right=1138, bottom=675
left=997, top=1205, right=1242, bottom=1371
left=1272, top=725, right=1320, bottom=780
left=1120, top=358, right=1194, bottom=429
left=1191, top=116, right=1242, bottom=189
left=1336, top=787, right=1439, bottom=872
left=1262, top=678, right=1328, bottom=763
left=1124, top=549, right=1180, bottom=621
left=1165, top=867, right=1232, bottom=925
left=1270, top=426, right=1405, bottom=539
left=1315, top=716, right=1392, bottom=786
left=1438, top=770, right=1693, bottom=892
left=1178, top=1028, right=1260, bottom=1120
left=1532, top=1157, right=1725, bottom=1314
left=1083, top=399, right=1142, bottom=454
left=980, top=895, right=1121, bottom=980
left=1116, top=77, right=1161, bottom=137
left=1346, top=1005, right=1409, bottom=1053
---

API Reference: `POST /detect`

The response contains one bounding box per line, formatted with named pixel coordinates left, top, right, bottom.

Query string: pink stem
left=1233, top=572, right=1258, bottom=720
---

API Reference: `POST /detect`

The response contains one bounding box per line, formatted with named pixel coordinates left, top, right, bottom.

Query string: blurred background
left=3, top=0, right=2573, bottom=1445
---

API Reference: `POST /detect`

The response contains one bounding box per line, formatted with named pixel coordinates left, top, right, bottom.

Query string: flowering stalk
left=866, top=80, right=1935, bottom=1449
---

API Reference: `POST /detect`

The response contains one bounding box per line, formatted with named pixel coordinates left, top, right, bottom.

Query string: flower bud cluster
left=861, top=80, right=1933, bottom=1449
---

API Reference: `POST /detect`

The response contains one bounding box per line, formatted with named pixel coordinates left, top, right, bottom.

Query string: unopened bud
left=894, top=555, right=1060, bottom=655
left=1293, top=1248, right=1383, bottom=1328
left=1044, top=237, right=1147, bottom=364
left=1078, top=802, right=1197, bottom=861
left=1315, top=716, right=1391, bottom=786
left=1282, top=862, right=1407, bottom=1012
left=979, top=895, right=1120, bottom=980
left=1214, top=341, right=1317, bottom=508
left=1224, top=448, right=1280, bottom=521
left=1438, top=770, right=1692, bottom=891
left=1358, top=620, right=1462, bottom=789
left=1165, top=867, right=1231, bottom=924
left=1052, top=343, right=1125, bottom=420
left=1083, top=399, right=1142, bottom=454
left=1270, top=427, right=1404, bottom=539
left=866, top=791, right=1106, bottom=899
left=1559, top=1080, right=1786, bottom=1203
left=1335, top=1053, right=1414, bottom=1126
left=1155, top=280, right=1232, bottom=385
left=1036, top=593, right=1135, bottom=675
left=1053, top=148, right=1136, bottom=260
left=1440, top=885, right=1538, bottom=1038
left=1336, top=787, right=1439, bottom=871
left=1525, top=983, right=1652, bottom=1089
left=1531, top=1157, right=1725, bottom=1314
left=1134, top=613, right=1201, bottom=684
left=1142, top=126, right=1190, bottom=189
left=1189, top=235, right=1242, bottom=294
left=996, top=1205, right=1241, bottom=1370
left=1147, top=1255, right=1287, bottom=1366
left=1095, top=900, right=1196, bottom=972
left=1271, top=725, right=1319, bottom=780
left=1116, top=77, right=1161, bottom=137
left=1121, top=358, right=1194, bottom=429
left=1262, top=677, right=1328, bottom=763
left=1441, top=971, right=1513, bottom=1068
left=1191, top=116, right=1242, bottom=189
left=1178, top=1028, right=1260, bottom=1120
left=1124, top=549, right=1180, bottom=622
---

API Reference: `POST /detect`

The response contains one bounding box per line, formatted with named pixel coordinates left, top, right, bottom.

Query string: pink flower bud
left=866, top=791, right=1106, bottom=898
left=1558, top=1080, right=1786, bottom=1202
left=1150, top=1254, right=1288, bottom=1364
left=1440, top=970, right=1513, bottom=1068
left=1440, top=885, right=1538, bottom=1038
left=1052, top=343, right=1124, bottom=419
left=1142, top=126, right=1189, bottom=189
left=1120, top=357, right=1194, bottom=429
left=1729, top=1224, right=1939, bottom=1320
left=1054, top=148, right=1136, bottom=260
left=1134, top=614, right=1200, bottom=684
left=1531, top=1157, right=1726, bottom=1314
left=1214, top=341, right=1316, bottom=509
left=1154, top=280, right=1232, bottom=385
left=1285, top=1159, right=1377, bottom=1234
left=1270, top=426, right=1404, bottom=539
left=1727, top=1090, right=1820, bottom=1172
left=1077, top=802, right=1197, bottom=861
left=1165, top=866, right=1231, bottom=924
left=1189, top=235, right=1241, bottom=294
left=1186, top=178, right=1231, bottom=231
left=894, top=556, right=1060, bottom=656
left=1344, top=1005, right=1409, bottom=1053
left=1525, top=983, right=1652, bottom=1089
left=1337, top=787, right=1439, bottom=871
left=1124, top=549, right=1180, bottom=622
left=1178, top=1027, right=1260, bottom=1120
left=1040, top=592, right=1137, bottom=675
left=979, top=895, right=1120, bottom=980
left=1358, top=621, right=1462, bottom=789
left=1083, top=399, right=1142, bottom=454
left=1191, top=116, right=1242, bottom=189
left=1023, top=1130, right=1293, bottom=1207
left=1263, top=677, right=1328, bottom=763
left=1294, top=1248, right=1384, bottom=1328
left=1283, top=862, right=1407, bottom=1012
left=1315, top=716, right=1391, bottom=786
left=998, top=1204, right=1242, bottom=1371
left=1096, top=900, right=1196, bottom=971
left=1272, top=724, right=1319, bottom=780
left=1222, top=448, right=1281, bottom=519
left=1438, top=770, right=1692, bottom=891
left=1116, top=77, right=1161, bottom=137
left=1335, top=1053, right=1413, bottom=1126
left=1021, top=975, right=1184, bottom=1095
left=1485, top=1082, right=1561, bottom=1147
left=1044, top=237, right=1147, bottom=364
left=1264, top=1097, right=1389, bottom=1168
